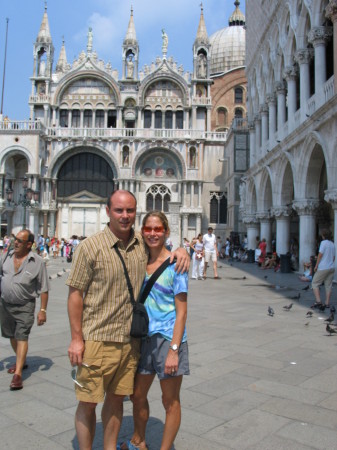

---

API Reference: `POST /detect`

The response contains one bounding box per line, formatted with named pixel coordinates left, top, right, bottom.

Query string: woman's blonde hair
left=142, top=210, right=170, bottom=233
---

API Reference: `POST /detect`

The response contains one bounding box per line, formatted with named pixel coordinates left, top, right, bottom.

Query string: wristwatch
left=169, top=343, right=179, bottom=351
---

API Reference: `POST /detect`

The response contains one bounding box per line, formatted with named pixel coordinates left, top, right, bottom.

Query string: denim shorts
left=138, top=333, right=189, bottom=379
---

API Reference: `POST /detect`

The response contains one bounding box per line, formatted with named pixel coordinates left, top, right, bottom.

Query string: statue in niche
left=126, top=55, right=134, bottom=79
left=87, top=27, right=93, bottom=54
left=189, top=149, right=196, bottom=168
left=162, top=29, right=168, bottom=56
left=39, top=60, right=46, bottom=76
left=123, top=148, right=129, bottom=166
left=197, top=53, right=207, bottom=79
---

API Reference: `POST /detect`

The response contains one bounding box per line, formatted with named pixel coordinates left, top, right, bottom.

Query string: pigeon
left=242, top=276, right=247, bottom=280
left=306, top=311, right=313, bottom=317
left=283, top=303, right=293, bottom=311
left=331, top=305, right=336, bottom=314
left=268, top=306, right=274, bottom=317
left=325, top=312, right=334, bottom=323
left=326, top=324, right=337, bottom=335
left=304, top=322, right=310, bottom=326
left=302, top=285, right=310, bottom=291
left=264, top=275, right=268, bottom=279
left=289, top=293, right=301, bottom=300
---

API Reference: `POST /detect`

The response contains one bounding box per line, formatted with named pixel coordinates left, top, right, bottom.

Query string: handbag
left=114, top=246, right=172, bottom=338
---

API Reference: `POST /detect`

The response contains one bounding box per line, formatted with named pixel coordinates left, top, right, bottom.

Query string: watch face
left=171, top=344, right=178, bottom=351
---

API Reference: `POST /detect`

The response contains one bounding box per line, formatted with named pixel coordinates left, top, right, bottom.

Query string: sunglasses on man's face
left=14, top=237, right=28, bottom=244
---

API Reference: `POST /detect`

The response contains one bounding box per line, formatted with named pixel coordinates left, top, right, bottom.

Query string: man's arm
left=170, top=247, right=190, bottom=274
left=67, top=286, right=85, bottom=366
left=37, top=291, right=48, bottom=326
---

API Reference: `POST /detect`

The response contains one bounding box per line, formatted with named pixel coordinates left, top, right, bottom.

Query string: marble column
left=295, top=48, right=313, bottom=119
left=266, top=94, right=276, bottom=145
left=293, top=200, right=319, bottom=271
left=260, top=105, right=269, bottom=152
left=197, top=182, right=202, bottom=208
left=272, top=206, right=291, bottom=255
left=182, top=214, right=188, bottom=239
left=308, top=26, right=333, bottom=105
left=254, top=114, right=261, bottom=155
left=275, top=81, right=286, bottom=135
left=257, top=213, right=272, bottom=253
left=183, top=182, right=187, bottom=207
left=196, top=214, right=201, bottom=233
left=49, top=210, right=56, bottom=237
left=284, top=66, right=298, bottom=130
left=248, top=121, right=256, bottom=167
left=326, top=1, right=337, bottom=93
left=243, top=215, right=260, bottom=250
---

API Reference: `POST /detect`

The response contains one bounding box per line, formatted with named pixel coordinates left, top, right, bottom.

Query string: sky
left=0, top=0, right=245, bottom=120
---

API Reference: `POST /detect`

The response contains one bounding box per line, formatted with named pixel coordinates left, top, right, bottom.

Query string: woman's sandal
left=120, top=440, right=148, bottom=450
left=311, top=302, right=322, bottom=309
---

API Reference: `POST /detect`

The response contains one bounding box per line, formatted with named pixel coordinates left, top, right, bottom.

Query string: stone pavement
left=1, top=256, right=337, bottom=449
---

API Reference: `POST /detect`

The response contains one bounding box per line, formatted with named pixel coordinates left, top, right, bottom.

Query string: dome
left=209, top=1, right=245, bottom=75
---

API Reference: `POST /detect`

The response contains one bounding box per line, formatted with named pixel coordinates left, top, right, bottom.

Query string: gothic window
left=176, top=111, right=183, bottom=129
left=234, top=108, right=243, bottom=119
left=60, top=110, right=68, bottom=127
left=144, top=110, right=152, bottom=128
left=96, top=110, right=104, bottom=128
left=155, top=110, right=162, bottom=129
left=210, top=192, right=227, bottom=224
left=72, top=110, right=80, bottom=128
left=165, top=110, right=173, bottom=129
left=57, top=153, right=114, bottom=198
left=146, top=184, right=171, bottom=212
left=84, top=110, right=92, bottom=128
left=235, top=87, right=243, bottom=104
left=189, top=147, right=196, bottom=168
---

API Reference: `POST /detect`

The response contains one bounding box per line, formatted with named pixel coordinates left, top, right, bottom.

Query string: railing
left=0, top=120, right=44, bottom=131
left=46, top=127, right=228, bottom=141
left=324, top=75, right=335, bottom=102
left=231, top=118, right=248, bottom=130
left=29, top=94, right=51, bottom=103
left=0, top=121, right=227, bottom=141
left=192, top=96, right=212, bottom=105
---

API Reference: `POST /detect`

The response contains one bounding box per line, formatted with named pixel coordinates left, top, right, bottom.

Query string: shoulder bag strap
left=138, top=257, right=173, bottom=305
left=114, top=245, right=136, bottom=306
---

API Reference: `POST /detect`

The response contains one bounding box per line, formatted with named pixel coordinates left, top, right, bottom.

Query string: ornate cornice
left=295, top=48, right=314, bottom=65
left=271, top=206, right=292, bottom=218
left=242, top=214, right=259, bottom=225
left=324, top=189, right=337, bottom=208
left=292, top=199, right=320, bottom=215
left=266, top=93, right=276, bottom=105
left=326, top=1, right=337, bottom=22
left=256, top=211, right=271, bottom=221
left=248, top=121, right=255, bottom=131
left=275, top=80, right=286, bottom=93
left=308, top=26, right=333, bottom=46
left=283, top=65, right=298, bottom=81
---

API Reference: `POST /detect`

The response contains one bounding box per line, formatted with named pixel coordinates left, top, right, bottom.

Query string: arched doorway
left=56, top=152, right=115, bottom=238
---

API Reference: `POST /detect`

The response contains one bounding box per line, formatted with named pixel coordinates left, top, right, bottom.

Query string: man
left=67, top=190, right=189, bottom=450
left=0, top=229, right=49, bottom=390
left=203, top=226, right=220, bottom=279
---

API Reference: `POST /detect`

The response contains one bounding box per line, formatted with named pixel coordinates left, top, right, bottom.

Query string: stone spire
left=56, top=37, right=68, bottom=72
left=36, top=1, right=52, bottom=44
left=229, top=0, right=245, bottom=26
left=124, top=6, right=137, bottom=45
left=194, top=3, right=209, bottom=46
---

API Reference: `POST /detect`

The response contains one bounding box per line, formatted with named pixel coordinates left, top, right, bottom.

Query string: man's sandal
left=120, top=440, right=148, bottom=450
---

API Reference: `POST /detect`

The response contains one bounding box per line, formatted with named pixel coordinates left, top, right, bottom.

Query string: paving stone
left=277, top=421, right=337, bottom=449
left=0, top=423, right=66, bottom=450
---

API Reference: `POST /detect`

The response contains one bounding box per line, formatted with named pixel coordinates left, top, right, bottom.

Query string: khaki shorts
left=204, top=251, right=217, bottom=263
left=312, top=268, right=335, bottom=292
left=74, top=339, right=140, bottom=403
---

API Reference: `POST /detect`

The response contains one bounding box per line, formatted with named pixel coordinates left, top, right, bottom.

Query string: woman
left=190, top=233, right=204, bottom=280
left=122, top=211, right=189, bottom=450
left=258, top=238, right=267, bottom=265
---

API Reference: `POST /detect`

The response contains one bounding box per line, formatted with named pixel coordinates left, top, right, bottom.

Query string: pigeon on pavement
left=326, top=324, right=337, bottom=335
left=302, top=285, right=310, bottom=291
left=289, top=293, right=301, bottom=300
left=283, top=303, right=293, bottom=311
left=306, top=311, right=313, bottom=317
left=268, top=306, right=274, bottom=317
left=325, top=312, right=334, bottom=323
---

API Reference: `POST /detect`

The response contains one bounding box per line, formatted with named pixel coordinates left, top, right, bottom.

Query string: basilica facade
left=243, top=0, right=337, bottom=270
left=0, top=2, right=246, bottom=246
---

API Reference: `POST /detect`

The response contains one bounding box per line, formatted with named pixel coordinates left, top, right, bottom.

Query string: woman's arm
left=164, top=292, right=187, bottom=375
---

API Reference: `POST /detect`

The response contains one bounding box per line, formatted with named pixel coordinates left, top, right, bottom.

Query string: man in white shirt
left=312, top=229, right=335, bottom=309
left=203, top=227, right=220, bottom=279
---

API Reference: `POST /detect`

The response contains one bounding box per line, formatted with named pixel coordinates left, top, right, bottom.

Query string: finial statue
left=162, top=29, right=168, bottom=59
left=87, top=27, right=93, bottom=54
